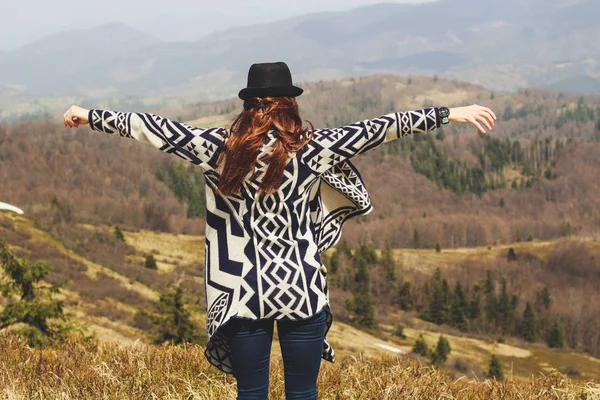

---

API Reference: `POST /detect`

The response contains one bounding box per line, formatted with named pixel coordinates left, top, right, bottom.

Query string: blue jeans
left=223, top=309, right=327, bottom=400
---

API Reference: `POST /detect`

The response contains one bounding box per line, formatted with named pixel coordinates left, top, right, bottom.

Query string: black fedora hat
left=238, top=62, right=304, bottom=100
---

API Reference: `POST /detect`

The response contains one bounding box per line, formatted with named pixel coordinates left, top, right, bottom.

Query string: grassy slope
left=386, top=238, right=600, bottom=276
left=2, top=211, right=600, bottom=384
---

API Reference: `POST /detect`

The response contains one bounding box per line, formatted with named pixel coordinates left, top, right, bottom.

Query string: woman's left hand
left=63, top=105, right=90, bottom=128
left=448, top=105, right=497, bottom=134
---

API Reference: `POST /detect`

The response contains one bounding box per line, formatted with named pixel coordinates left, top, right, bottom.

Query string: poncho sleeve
left=302, top=108, right=441, bottom=175
left=308, top=107, right=442, bottom=252
left=89, top=109, right=227, bottom=172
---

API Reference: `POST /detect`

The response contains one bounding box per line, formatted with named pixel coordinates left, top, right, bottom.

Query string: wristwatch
left=439, top=107, right=450, bottom=125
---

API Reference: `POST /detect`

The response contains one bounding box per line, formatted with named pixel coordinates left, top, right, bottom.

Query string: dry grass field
left=1, top=333, right=600, bottom=400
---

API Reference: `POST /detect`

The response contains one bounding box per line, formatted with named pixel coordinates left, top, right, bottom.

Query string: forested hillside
left=4, top=75, right=600, bottom=246
left=323, top=238, right=600, bottom=361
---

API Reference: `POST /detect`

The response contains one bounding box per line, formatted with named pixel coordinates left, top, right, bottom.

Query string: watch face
left=439, top=107, right=450, bottom=118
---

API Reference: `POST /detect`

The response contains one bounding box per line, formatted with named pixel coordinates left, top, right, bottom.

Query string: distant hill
left=1, top=0, right=600, bottom=103
left=0, top=23, right=160, bottom=95
left=547, top=74, right=600, bottom=94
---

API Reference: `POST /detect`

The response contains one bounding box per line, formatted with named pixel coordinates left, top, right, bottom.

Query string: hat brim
left=238, top=85, right=304, bottom=100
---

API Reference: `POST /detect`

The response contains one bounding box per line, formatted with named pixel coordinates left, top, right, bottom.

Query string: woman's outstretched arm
left=63, top=105, right=227, bottom=171
left=303, top=105, right=496, bottom=175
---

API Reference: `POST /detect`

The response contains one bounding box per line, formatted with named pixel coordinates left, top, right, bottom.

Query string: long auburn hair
left=217, top=96, right=312, bottom=196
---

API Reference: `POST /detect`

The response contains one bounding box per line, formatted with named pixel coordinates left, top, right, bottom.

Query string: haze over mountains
left=0, top=0, right=598, bottom=105
left=1, top=24, right=160, bottom=96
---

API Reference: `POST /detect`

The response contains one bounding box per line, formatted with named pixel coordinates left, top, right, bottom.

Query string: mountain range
left=0, top=0, right=599, bottom=103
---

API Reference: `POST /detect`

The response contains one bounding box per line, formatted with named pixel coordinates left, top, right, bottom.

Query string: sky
left=0, top=0, right=432, bottom=51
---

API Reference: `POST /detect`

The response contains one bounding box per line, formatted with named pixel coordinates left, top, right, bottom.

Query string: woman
left=63, top=62, right=495, bottom=400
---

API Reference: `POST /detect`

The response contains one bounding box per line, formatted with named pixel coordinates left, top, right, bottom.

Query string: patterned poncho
left=89, top=107, right=441, bottom=374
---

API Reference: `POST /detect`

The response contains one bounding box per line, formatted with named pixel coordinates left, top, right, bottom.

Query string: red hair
left=217, top=97, right=312, bottom=196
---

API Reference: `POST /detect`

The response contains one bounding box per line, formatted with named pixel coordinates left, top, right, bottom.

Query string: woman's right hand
left=63, top=105, right=90, bottom=128
left=448, top=105, right=496, bottom=134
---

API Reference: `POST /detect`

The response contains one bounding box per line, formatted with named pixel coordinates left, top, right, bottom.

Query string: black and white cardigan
left=89, top=107, right=441, bottom=374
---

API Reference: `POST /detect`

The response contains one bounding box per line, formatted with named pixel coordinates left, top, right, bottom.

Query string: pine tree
left=154, top=284, right=205, bottom=345
left=398, top=282, right=415, bottom=311
left=497, top=279, right=512, bottom=332
left=342, top=270, right=351, bottom=291
left=329, top=250, right=339, bottom=275
left=468, top=284, right=482, bottom=321
left=114, top=226, right=126, bottom=242
left=441, top=278, right=451, bottom=319
left=431, top=336, right=451, bottom=366
left=337, top=241, right=352, bottom=257
left=436, top=129, right=446, bottom=141
left=451, top=282, right=468, bottom=331
left=381, top=241, right=396, bottom=281
left=144, top=255, right=158, bottom=270
left=350, top=257, right=377, bottom=329
left=511, top=294, right=520, bottom=329
left=526, top=178, right=533, bottom=189
left=483, top=274, right=498, bottom=327
left=427, top=270, right=450, bottom=325
left=413, top=229, right=421, bottom=249
left=488, top=355, right=505, bottom=381
left=522, top=302, right=536, bottom=342
left=423, top=282, right=430, bottom=299
left=156, top=161, right=207, bottom=219
left=534, top=286, right=552, bottom=311
left=358, top=242, right=379, bottom=265
left=546, top=320, right=566, bottom=349
left=412, top=334, right=429, bottom=357
left=0, top=242, right=81, bottom=346
left=392, top=324, right=407, bottom=339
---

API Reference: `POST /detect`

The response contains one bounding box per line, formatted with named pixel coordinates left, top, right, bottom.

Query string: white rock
left=374, top=343, right=406, bottom=354
left=0, top=202, right=24, bottom=215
